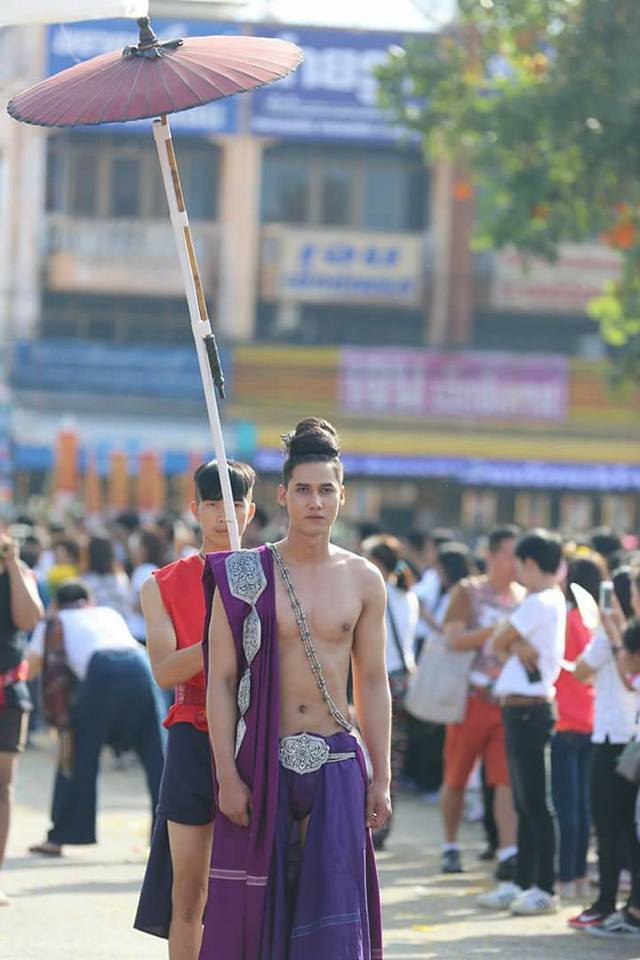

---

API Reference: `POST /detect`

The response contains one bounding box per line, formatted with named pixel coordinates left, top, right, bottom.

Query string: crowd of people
left=0, top=438, right=640, bottom=950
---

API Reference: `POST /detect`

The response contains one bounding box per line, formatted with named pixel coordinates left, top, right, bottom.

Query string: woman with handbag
left=569, top=567, right=640, bottom=935
left=361, top=535, right=419, bottom=850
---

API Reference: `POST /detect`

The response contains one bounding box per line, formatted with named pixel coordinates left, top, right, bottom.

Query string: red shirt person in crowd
left=551, top=553, right=600, bottom=900
left=134, top=460, right=256, bottom=960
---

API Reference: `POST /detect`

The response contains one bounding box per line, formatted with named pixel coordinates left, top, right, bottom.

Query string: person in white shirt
left=569, top=569, right=640, bottom=936
left=485, top=529, right=566, bottom=917
left=362, top=535, right=419, bottom=849
left=129, top=530, right=164, bottom=643
left=25, top=579, right=165, bottom=857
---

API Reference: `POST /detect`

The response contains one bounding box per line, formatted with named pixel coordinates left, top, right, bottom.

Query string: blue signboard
left=11, top=339, right=232, bottom=401
left=254, top=449, right=640, bottom=491
left=47, top=19, right=239, bottom=135
left=248, top=27, right=419, bottom=143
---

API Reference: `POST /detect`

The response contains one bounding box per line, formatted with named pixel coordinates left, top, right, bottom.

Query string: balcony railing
left=45, top=215, right=219, bottom=296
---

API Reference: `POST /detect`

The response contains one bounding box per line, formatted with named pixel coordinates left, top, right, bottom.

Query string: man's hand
left=218, top=774, right=252, bottom=828
left=601, top=609, right=624, bottom=648
left=0, top=534, right=18, bottom=569
left=512, top=638, right=539, bottom=671
left=366, top=780, right=392, bottom=830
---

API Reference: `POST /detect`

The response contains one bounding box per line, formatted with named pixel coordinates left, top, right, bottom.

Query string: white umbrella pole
left=152, top=114, right=241, bottom=551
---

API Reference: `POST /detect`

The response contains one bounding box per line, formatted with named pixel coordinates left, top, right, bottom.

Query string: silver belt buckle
left=279, top=732, right=330, bottom=774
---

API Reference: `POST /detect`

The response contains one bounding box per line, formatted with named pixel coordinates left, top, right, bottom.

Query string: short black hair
left=438, top=543, right=472, bottom=588
left=589, top=526, right=623, bottom=560
left=613, top=566, right=633, bottom=619
left=488, top=524, right=520, bottom=554
left=194, top=460, right=256, bottom=503
left=566, top=554, right=605, bottom=605
left=622, top=617, right=640, bottom=655
left=515, top=529, right=563, bottom=575
left=55, top=579, right=90, bottom=606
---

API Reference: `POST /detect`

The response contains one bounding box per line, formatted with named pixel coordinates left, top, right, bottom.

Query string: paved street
left=1, top=733, right=637, bottom=960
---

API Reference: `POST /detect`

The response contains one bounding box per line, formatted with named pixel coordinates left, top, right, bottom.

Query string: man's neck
left=528, top=573, right=557, bottom=593
left=201, top=538, right=231, bottom=556
left=281, top=529, right=332, bottom=565
left=487, top=572, right=515, bottom=593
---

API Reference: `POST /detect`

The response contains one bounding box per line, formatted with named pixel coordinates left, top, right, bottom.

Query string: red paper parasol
left=7, top=19, right=303, bottom=549
left=8, top=25, right=302, bottom=127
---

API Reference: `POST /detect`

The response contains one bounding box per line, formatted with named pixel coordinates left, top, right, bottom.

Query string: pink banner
left=340, top=348, right=568, bottom=421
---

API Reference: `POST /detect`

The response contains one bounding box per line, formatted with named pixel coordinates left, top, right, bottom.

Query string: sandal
left=28, top=841, right=63, bottom=857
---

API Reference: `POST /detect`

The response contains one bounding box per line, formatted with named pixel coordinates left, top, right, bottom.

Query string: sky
left=185, top=0, right=457, bottom=32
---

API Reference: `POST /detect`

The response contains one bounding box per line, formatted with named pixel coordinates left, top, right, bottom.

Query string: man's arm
left=2, top=538, right=43, bottom=631
left=142, top=577, right=205, bottom=689
left=26, top=650, right=43, bottom=679
left=207, top=589, right=251, bottom=828
left=490, top=620, right=539, bottom=670
left=351, top=562, right=393, bottom=830
left=444, top=582, right=491, bottom=651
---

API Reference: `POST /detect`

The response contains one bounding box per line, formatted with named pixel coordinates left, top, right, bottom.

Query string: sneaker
left=510, top=886, right=559, bottom=916
left=477, top=882, right=522, bottom=910
left=478, top=845, right=496, bottom=862
left=496, top=853, right=518, bottom=882
left=568, top=905, right=610, bottom=929
left=586, top=909, right=640, bottom=939
left=441, top=848, right=463, bottom=874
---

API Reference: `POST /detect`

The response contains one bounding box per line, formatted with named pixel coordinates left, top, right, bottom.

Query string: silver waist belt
left=279, top=732, right=356, bottom=775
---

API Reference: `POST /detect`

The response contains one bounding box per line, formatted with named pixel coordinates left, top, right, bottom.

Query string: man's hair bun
left=281, top=417, right=343, bottom=484
left=282, top=417, right=341, bottom=459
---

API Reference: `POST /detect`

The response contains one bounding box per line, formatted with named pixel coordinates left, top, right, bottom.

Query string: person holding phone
left=567, top=568, right=640, bottom=936
left=483, top=530, right=566, bottom=916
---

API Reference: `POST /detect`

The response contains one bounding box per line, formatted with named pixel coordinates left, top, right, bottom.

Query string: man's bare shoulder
left=140, top=574, right=162, bottom=610
left=329, top=546, right=385, bottom=593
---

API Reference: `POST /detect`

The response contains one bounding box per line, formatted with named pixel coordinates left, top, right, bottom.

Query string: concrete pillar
left=216, top=135, right=264, bottom=343
left=428, top=157, right=474, bottom=347
left=0, top=25, right=47, bottom=360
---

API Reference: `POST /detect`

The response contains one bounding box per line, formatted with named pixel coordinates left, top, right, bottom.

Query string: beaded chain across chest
left=268, top=543, right=352, bottom=733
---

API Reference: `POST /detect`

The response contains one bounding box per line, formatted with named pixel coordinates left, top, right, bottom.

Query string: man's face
left=278, top=461, right=344, bottom=536
left=191, top=495, right=255, bottom=548
left=488, top=537, right=518, bottom=583
left=516, top=556, right=537, bottom=590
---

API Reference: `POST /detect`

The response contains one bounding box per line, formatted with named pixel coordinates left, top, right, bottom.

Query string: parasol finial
left=123, top=17, right=183, bottom=59
left=137, top=17, right=159, bottom=49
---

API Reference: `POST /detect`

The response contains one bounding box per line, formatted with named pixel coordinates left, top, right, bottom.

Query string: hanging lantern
left=53, top=427, right=79, bottom=499
left=83, top=450, right=102, bottom=518
left=108, top=450, right=130, bottom=511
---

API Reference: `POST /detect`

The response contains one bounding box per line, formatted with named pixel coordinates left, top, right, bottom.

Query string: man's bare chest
left=274, top=573, right=362, bottom=649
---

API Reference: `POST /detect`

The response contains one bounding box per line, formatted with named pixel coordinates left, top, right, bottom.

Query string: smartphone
left=525, top=665, right=542, bottom=684
left=599, top=580, right=614, bottom=613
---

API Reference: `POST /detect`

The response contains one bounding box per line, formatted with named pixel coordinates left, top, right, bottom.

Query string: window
left=70, top=153, right=98, bottom=216
left=110, top=157, right=141, bottom=217
left=262, top=158, right=310, bottom=223
left=183, top=153, right=217, bottom=221
left=320, top=164, right=353, bottom=226
left=48, top=134, right=219, bottom=221
left=262, top=146, right=428, bottom=231
left=46, top=147, right=66, bottom=212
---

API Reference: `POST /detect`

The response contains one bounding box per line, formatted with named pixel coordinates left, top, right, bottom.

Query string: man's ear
left=247, top=502, right=256, bottom=524
left=277, top=484, right=287, bottom=508
left=339, top=484, right=346, bottom=507
left=190, top=500, right=199, bottom=523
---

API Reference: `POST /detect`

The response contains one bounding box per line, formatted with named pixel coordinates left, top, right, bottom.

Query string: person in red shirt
left=134, top=460, right=256, bottom=960
left=552, top=552, right=602, bottom=900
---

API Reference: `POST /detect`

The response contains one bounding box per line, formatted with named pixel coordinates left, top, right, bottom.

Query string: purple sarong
left=199, top=546, right=383, bottom=960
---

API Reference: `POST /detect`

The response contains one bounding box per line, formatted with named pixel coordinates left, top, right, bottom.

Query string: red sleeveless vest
left=154, top=553, right=207, bottom=731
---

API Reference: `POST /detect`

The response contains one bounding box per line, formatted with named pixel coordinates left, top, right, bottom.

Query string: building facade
left=0, top=12, right=638, bottom=532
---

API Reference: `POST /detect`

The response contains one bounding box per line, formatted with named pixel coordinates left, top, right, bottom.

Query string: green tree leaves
left=378, top=0, right=640, bottom=379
